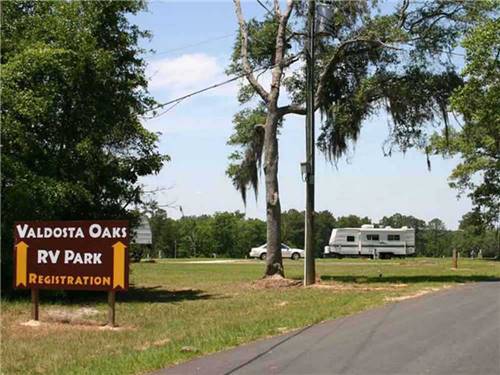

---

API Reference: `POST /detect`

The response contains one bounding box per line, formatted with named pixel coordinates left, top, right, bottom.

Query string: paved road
left=156, top=282, right=500, bottom=375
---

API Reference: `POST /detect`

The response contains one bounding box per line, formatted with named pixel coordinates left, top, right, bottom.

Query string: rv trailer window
left=388, top=234, right=400, bottom=241
left=346, top=236, right=355, bottom=242
left=367, top=234, right=379, bottom=241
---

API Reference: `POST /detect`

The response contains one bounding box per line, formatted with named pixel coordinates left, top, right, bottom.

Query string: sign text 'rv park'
left=14, top=221, right=129, bottom=291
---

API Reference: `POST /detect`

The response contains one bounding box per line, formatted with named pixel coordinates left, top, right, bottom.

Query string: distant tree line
left=146, top=210, right=499, bottom=259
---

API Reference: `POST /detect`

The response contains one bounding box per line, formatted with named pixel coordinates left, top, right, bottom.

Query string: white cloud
left=146, top=52, right=304, bottom=102
left=147, top=53, right=239, bottom=97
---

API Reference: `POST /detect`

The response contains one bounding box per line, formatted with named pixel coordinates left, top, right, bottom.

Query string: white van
left=324, top=224, right=415, bottom=259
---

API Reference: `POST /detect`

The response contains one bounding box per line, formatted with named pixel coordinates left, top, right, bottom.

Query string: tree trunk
left=263, top=112, right=284, bottom=277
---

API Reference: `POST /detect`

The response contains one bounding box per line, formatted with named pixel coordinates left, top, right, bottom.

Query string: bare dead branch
left=234, top=0, right=271, bottom=103
left=406, top=4, right=464, bottom=33
left=274, top=0, right=281, bottom=16
left=277, top=103, right=306, bottom=116
left=398, top=0, right=410, bottom=29
left=269, top=0, right=295, bottom=105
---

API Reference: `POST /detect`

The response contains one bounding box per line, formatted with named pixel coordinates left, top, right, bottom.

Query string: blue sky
left=129, top=1, right=471, bottom=229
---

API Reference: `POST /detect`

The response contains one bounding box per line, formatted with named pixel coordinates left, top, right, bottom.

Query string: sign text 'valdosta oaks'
left=16, top=223, right=127, bottom=239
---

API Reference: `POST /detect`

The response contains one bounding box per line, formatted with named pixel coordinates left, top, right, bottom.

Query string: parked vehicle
left=324, top=224, right=415, bottom=259
left=249, top=243, right=304, bottom=260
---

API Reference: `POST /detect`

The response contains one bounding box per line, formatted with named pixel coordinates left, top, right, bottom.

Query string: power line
left=148, top=1, right=298, bottom=59
left=145, top=33, right=234, bottom=57
left=144, top=1, right=291, bottom=59
left=145, top=28, right=289, bottom=59
left=256, top=0, right=273, bottom=16
left=144, top=2, right=465, bottom=59
left=143, top=4, right=302, bottom=117
left=143, top=100, right=182, bottom=119
left=146, top=75, right=240, bottom=114
left=255, top=0, right=297, bottom=39
left=144, top=38, right=462, bottom=118
left=143, top=8, right=464, bottom=118
left=145, top=54, right=302, bottom=117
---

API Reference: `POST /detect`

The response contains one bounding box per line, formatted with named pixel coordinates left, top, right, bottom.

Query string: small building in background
left=130, top=216, right=153, bottom=261
left=132, top=216, right=152, bottom=245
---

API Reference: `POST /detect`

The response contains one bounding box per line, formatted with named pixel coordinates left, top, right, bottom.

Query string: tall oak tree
left=227, top=0, right=487, bottom=277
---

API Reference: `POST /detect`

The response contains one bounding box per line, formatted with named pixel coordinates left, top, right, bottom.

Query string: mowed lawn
left=2, top=258, right=499, bottom=374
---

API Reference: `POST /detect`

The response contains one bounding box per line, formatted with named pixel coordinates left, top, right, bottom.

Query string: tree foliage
left=430, top=9, right=499, bottom=226
left=1, top=1, right=167, bottom=287
left=456, top=210, right=499, bottom=258
left=227, top=0, right=486, bottom=198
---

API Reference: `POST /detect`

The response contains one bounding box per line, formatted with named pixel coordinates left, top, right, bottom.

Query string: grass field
left=2, top=258, right=499, bottom=374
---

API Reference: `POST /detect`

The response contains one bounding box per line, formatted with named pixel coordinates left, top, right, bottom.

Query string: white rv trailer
left=324, top=224, right=415, bottom=259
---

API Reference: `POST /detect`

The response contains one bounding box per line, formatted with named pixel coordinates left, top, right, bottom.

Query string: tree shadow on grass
left=3, top=285, right=220, bottom=304
left=119, top=285, right=219, bottom=303
left=319, top=275, right=500, bottom=284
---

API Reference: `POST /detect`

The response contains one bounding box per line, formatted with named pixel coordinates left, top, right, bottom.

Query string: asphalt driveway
left=155, top=282, right=500, bottom=375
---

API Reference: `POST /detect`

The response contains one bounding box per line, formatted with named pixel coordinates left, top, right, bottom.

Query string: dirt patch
left=310, top=282, right=408, bottom=292
left=252, top=275, right=302, bottom=289
left=98, top=324, right=133, bottom=331
left=14, top=307, right=134, bottom=332
left=385, top=285, right=452, bottom=302
left=17, top=320, right=134, bottom=332
left=44, top=307, right=100, bottom=325
left=136, top=338, right=171, bottom=351
left=321, top=262, right=398, bottom=266
left=415, top=260, right=439, bottom=265
left=180, top=346, right=199, bottom=353
left=20, top=320, right=42, bottom=327
left=171, top=260, right=255, bottom=264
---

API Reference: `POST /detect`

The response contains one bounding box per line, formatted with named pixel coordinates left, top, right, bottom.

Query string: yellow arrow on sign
left=113, top=241, right=126, bottom=289
left=16, top=241, right=28, bottom=287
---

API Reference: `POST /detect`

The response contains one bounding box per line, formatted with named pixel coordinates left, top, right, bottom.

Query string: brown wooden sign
left=13, top=221, right=129, bottom=291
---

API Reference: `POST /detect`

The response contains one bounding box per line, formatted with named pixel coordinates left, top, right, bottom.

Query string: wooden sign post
left=452, top=248, right=458, bottom=269
left=31, top=289, right=39, bottom=321
left=13, top=221, right=129, bottom=325
left=108, top=291, right=116, bottom=327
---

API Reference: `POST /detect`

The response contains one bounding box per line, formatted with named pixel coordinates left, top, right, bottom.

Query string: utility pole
left=496, top=220, right=499, bottom=259
left=304, top=0, right=316, bottom=286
